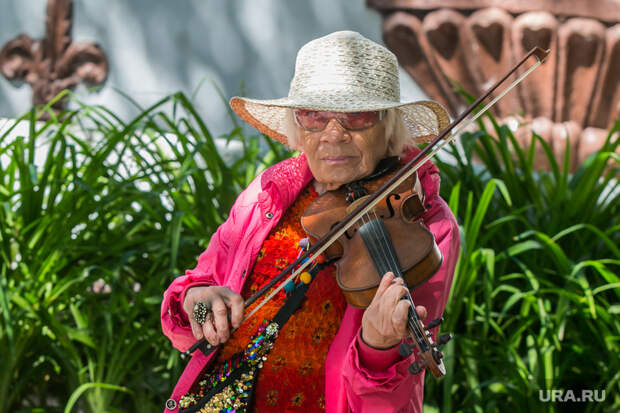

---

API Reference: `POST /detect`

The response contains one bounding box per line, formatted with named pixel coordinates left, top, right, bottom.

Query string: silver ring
left=193, top=302, right=211, bottom=325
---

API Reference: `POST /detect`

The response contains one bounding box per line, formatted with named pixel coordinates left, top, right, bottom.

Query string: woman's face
left=298, top=116, right=389, bottom=191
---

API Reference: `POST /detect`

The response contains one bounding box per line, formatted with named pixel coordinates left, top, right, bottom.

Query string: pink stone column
left=555, top=18, right=606, bottom=126
left=512, top=11, right=558, bottom=120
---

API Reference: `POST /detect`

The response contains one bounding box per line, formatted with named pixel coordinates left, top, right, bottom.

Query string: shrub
left=0, top=92, right=290, bottom=412
left=428, top=115, right=619, bottom=412
left=0, top=92, right=617, bottom=412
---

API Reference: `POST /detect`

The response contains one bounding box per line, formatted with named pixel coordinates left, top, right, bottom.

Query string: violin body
left=301, top=168, right=443, bottom=308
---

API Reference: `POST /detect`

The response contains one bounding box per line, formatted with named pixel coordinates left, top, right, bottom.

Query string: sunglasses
left=293, top=109, right=385, bottom=132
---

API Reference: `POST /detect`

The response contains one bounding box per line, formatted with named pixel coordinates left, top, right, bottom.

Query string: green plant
left=0, top=92, right=290, bottom=412
left=1, top=90, right=617, bottom=412
left=426, top=114, right=619, bottom=412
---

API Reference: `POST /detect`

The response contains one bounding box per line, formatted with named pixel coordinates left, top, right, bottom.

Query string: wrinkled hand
left=183, top=285, right=244, bottom=346
left=361, top=272, right=427, bottom=349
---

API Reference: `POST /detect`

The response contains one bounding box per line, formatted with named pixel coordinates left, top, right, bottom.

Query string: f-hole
left=381, top=193, right=401, bottom=219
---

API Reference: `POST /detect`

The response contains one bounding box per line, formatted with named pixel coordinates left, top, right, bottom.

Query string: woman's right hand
left=183, top=285, right=244, bottom=346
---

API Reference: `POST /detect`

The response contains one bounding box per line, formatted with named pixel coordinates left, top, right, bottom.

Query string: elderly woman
left=161, top=31, right=459, bottom=413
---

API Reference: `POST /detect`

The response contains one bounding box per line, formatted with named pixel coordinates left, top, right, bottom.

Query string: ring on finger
left=193, top=302, right=211, bottom=325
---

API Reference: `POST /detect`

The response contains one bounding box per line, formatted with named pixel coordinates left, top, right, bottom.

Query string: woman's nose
left=320, top=118, right=350, bottom=143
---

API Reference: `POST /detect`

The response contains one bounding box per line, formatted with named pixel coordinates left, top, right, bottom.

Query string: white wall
left=0, top=0, right=425, bottom=139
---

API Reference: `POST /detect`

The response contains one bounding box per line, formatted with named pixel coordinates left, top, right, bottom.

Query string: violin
left=301, top=157, right=441, bottom=307
left=301, top=156, right=450, bottom=376
left=183, top=47, right=550, bottom=379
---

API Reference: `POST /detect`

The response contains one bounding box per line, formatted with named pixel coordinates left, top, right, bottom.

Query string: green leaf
left=64, top=382, right=132, bottom=413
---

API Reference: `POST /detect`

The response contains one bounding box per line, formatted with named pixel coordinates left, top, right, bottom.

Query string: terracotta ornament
left=368, top=0, right=620, bottom=169
left=0, top=0, right=108, bottom=112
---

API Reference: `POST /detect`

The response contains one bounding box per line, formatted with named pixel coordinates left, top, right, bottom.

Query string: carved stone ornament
left=368, top=0, right=620, bottom=170
left=0, top=0, right=108, bottom=111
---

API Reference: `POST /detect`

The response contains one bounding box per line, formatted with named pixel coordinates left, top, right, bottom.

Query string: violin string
left=370, top=211, right=400, bottom=275
left=361, top=212, right=419, bottom=338
left=369, top=210, right=427, bottom=343
left=364, top=210, right=426, bottom=343
left=365, top=212, right=422, bottom=342
left=366, top=211, right=394, bottom=275
left=360, top=213, right=391, bottom=275
left=361, top=212, right=392, bottom=275
left=369, top=218, right=392, bottom=275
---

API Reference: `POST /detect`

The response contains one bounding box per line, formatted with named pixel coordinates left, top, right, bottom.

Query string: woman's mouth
left=321, top=156, right=355, bottom=165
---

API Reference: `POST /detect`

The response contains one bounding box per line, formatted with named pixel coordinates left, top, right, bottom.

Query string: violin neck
left=358, top=218, right=429, bottom=341
left=358, top=217, right=405, bottom=281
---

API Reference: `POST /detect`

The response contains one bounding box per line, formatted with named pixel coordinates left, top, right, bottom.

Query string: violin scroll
left=398, top=315, right=452, bottom=378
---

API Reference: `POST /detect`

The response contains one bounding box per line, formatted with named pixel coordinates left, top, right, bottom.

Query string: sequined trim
left=179, top=321, right=279, bottom=411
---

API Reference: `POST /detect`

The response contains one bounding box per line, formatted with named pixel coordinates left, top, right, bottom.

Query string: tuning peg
left=437, top=333, right=452, bottom=346
left=408, top=361, right=422, bottom=375
left=398, top=342, right=414, bottom=357
left=424, top=317, right=444, bottom=330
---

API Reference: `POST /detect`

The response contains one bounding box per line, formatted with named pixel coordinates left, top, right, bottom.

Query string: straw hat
left=230, top=31, right=450, bottom=145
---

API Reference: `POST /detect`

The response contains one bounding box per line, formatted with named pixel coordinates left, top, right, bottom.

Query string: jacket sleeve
left=341, top=196, right=460, bottom=412
left=160, top=200, right=243, bottom=352
left=159, top=156, right=299, bottom=353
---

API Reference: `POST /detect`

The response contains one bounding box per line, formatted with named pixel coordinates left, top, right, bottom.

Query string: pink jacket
left=161, top=149, right=460, bottom=412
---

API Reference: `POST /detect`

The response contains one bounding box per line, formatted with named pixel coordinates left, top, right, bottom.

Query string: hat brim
left=230, top=95, right=451, bottom=145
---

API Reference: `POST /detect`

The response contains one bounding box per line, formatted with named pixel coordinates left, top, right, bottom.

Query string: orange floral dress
left=208, top=184, right=346, bottom=412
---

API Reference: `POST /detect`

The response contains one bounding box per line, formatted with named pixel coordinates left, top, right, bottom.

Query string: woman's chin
left=323, top=175, right=360, bottom=190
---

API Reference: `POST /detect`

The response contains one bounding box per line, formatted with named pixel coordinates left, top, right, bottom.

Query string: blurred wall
left=0, top=0, right=425, bottom=138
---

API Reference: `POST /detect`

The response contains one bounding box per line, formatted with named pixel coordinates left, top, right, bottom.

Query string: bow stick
left=183, top=46, right=550, bottom=358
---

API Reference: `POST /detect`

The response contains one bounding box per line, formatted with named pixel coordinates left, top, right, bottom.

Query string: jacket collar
left=260, top=152, right=314, bottom=210
left=260, top=147, right=439, bottom=211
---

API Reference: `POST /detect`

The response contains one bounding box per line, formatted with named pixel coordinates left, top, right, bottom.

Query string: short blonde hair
left=281, top=108, right=413, bottom=156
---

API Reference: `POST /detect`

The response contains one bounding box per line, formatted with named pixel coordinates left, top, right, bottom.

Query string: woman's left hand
left=361, top=272, right=427, bottom=349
